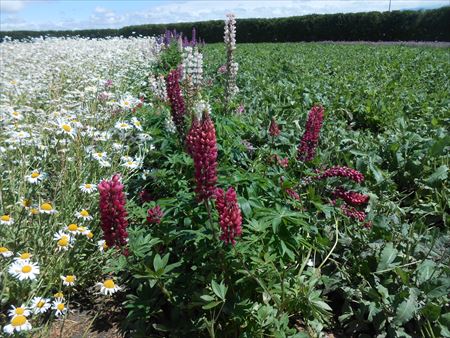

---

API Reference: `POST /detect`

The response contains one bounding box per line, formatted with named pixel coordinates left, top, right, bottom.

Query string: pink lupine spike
left=98, top=174, right=129, bottom=248
left=216, top=187, right=242, bottom=245
left=297, top=106, right=324, bottom=162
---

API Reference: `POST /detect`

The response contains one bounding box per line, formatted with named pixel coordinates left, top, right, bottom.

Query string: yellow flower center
left=124, top=101, right=129, bottom=106
left=15, top=307, right=25, bottom=315
left=97, top=152, right=103, bottom=157
left=1, top=215, right=10, bottom=222
left=37, top=301, right=45, bottom=308
left=65, top=275, right=75, bottom=283
left=121, top=123, right=128, bottom=128
left=87, top=232, right=93, bottom=239
left=41, top=203, right=53, bottom=211
left=12, top=111, right=19, bottom=116
left=127, top=161, right=133, bottom=165
left=31, top=172, right=40, bottom=178
left=68, top=224, right=78, bottom=231
left=20, top=252, right=31, bottom=259
left=103, top=279, right=115, bottom=289
left=22, top=199, right=31, bottom=207
left=103, top=243, right=108, bottom=250
left=85, top=184, right=92, bottom=189
left=54, top=292, right=63, bottom=298
left=58, top=237, right=69, bottom=247
left=22, top=265, right=32, bottom=273
left=62, top=124, right=72, bottom=132
left=11, top=315, right=26, bottom=327
left=57, top=303, right=65, bottom=311
left=31, top=208, right=39, bottom=215
left=0, top=247, right=8, bottom=253
left=80, top=210, right=89, bottom=217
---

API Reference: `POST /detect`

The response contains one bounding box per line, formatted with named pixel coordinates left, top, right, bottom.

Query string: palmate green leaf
left=377, top=242, right=398, bottom=271
left=393, top=289, right=419, bottom=325
left=425, top=165, right=448, bottom=185
left=202, top=301, right=222, bottom=310
left=211, top=280, right=227, bottom=301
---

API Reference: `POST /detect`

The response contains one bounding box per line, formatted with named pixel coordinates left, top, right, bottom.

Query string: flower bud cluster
left=98, top=174, right=128, bottom=248
left=147, top=205, right=163, bottom=224
left=215, top=187, right=242, bottom=245
left=314, top=166, right=365, bottom=183
left=166, top=68, right=186, bottom=136
left=297, top=106, right=324, bottom=162
left=332, top=187, right=369, bottom=205
left=269, top=118, right=281, bottom=137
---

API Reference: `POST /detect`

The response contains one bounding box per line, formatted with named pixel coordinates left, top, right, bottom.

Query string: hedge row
left=1, top=7, right=449, bottom=42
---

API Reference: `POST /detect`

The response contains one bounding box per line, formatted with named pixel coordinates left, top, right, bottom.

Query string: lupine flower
left=314, top=166, right=365, bottom=183
left=186, top=116, right=201, bottom=156
left=286, top=188, right=300, bottom=201
left=182, top=46, right=203, bottom=87
left=98, top=174, right=128, bottom=248
left=189, top=110, right=218, bottom=201
left=269, top=118, right=281, bottom=137
left=332, top=187, right=369, bottom=205
left=215, top=187, right=242, bottom=245
left=298, top=106, right=324, bottom=162
left=166, top=68, right=186, bottom=136
left=224, top=13, right=239, bottom=100
left=147, top=206, right=163, bottom=224
left=340, top=203, right=367, bottom=222
left=149, top=74, right=167, bottom=101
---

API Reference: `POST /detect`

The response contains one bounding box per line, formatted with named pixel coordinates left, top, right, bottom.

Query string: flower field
left=1, top=22, right=449, bottom=338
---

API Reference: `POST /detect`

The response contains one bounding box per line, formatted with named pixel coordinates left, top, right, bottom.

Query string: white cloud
left=0, top=0, right=448, bottom=31
left=1, top=0, right=26, bottom=13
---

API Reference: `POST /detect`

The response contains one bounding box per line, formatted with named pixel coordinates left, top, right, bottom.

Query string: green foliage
left=1, top=7, right=449, bottom=42
left=119, top=42, right=448, bottom=337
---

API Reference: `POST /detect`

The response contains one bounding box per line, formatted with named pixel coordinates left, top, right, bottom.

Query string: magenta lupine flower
left=269, top=118, right=281, bottom=137
left=340, top=203, right=367, bottom=222
left=186, top=116, right=201, bottom=156
left=98, top=174, right=128, bottom=248
left=332, top=187, right=369, bottom=206
left=286, top=188, right=300, bottom=201
left=166, top=68, right=186, bottom=136
left=297, top=106, right=324, bottom=162
left=314, top=166, right=365, bottom=183
left=190, top=111, right=218, bottom=201
left=215, top=187, right=242, bottom=245
left=147, top=206, right=163, bottom=224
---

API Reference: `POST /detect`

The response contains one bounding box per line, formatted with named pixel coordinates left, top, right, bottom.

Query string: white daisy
left=115, top=121, right=132, bottom=131
left=60, top=275, right=76, bottom=286
left=97, top=279, right=121, bottom=295
left=53, top=231, right=74, bottom=251
left=18, top=197, right=32, bottom=209
left=122, top=159, right=141, bottom=170
left=8, top=305, right=30, bottom=318
left=3, top=315, right=32, bottom=335
left=0, top=246, right=13, bottom=257
left=10, top=111, right=24, bottom=120
left=8, top=260, right=40, bottom=281
left=39, top=202, right=57, bottom=214
left=98, top=160, right=111, bottom=168
left=92, top=151, right=107, bottom=161
left=75, top=209, right=93, bottom=221
left=0, top=214, right=14, bottom=225
left=98, top=240, right=108, bottom=253
left=57, top=120, right=77, bottom=138
left=79, top=183, right=97, bottom=194
left=52, top=298, right=67, bottom=317
left=131, top=117, right=143, bottom=131
left=25, top=170, right=46, bottom=184
left=14, top=252, right=32, bottom=262
left=30, top=297, right=51, bottom=314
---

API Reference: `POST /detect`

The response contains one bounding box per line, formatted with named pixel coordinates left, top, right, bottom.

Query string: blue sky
left=0, top=0, right=448, bottom=31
